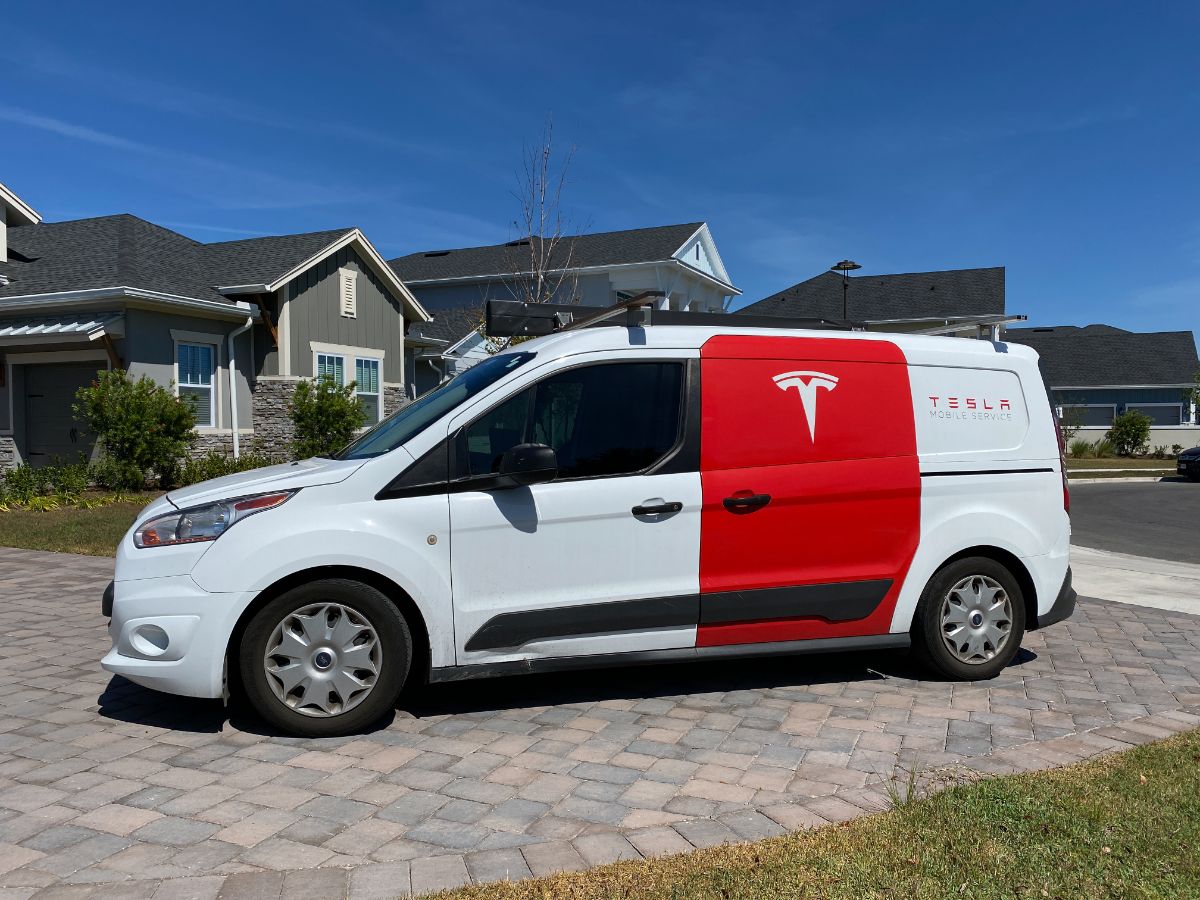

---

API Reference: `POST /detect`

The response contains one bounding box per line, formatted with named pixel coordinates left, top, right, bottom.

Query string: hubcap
left=263, top=603, right=382, bottom=718
left=939, top=575, right=1013, bottom=665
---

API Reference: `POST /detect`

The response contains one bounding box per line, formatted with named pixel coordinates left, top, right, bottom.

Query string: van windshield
left=335, top=351, right=536, bottom=460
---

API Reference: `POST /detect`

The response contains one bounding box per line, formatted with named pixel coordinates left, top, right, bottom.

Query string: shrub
left=1173, top=444, right=1185, bottom=456
left=1067, top=438, right=1093, bottom=459
left=74, top=370, right=196, bottom=489
left=1091, top=437, right=1116, bottom=458
left=1106, top=410, right=1152, bottom=457
left=179, top=450, right=278, bottom=487
left=290, top=376, right=366, bottom=460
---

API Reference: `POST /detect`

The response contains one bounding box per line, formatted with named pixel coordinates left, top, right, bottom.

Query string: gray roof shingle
left=0, top=217, right=363, bottom=306
left=0, top=214, right=228, bottom=303
left=199, top=228, right=354, bottom=287
left=1004, top=327, right=1199, bottom=387
left=390, top=223, right=705, bottom=283
left=408, top=305, right=484, bottom=345
left=737, top=267, right=1006, bottom=321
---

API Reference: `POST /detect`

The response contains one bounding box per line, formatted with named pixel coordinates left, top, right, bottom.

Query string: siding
left=284, top=247, right=405, bottom=380
left=123, top=308, right=253, bottom=431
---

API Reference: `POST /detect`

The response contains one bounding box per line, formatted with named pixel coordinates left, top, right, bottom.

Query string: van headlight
left=133, top=491, right=295, bottom=548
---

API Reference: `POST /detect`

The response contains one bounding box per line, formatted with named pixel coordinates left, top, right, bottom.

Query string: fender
left=889, top=504, right=1047, bottom=633
left=189, top=494, right=455, bottom=668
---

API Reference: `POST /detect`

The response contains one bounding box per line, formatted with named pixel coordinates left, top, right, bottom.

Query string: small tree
left=291, top=376, right=366, bottom=459
left=1106, top=409, right=1152, bottom=457
left=74, top=370, right=196, bottom=488
left=1057, top=405, right=1083, bottom=444
left=481, top=116, right=582, bottom=354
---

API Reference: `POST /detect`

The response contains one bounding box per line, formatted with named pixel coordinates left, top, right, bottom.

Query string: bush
left=290, top=376, right=366, bottom=459
left=1091, top=437, right=1116, bottom=458
left=1106, top=410, right=1152, bottom=457
left=74, top=370, right=196, bottom=489
left=1067, top=438, right=1093, bottom=459
left=1173, top=444, right=1185, bottom=456
left=179, top=450, right=278, bottom=487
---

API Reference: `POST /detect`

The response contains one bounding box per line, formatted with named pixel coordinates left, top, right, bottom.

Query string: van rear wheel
left=239, top=579, right=411, bottom=737
left=911, top=557, right=1026, bottom=681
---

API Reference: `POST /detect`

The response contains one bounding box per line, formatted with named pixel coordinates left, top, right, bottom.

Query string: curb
left=1068, top=476, right=1179, bottom=485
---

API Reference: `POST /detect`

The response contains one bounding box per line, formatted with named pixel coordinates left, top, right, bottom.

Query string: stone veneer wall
left=249, top=377, right=298, bottom=460
left=0, top=436, right=15, bottom=471
left=383, top=384, right=410, bottom=417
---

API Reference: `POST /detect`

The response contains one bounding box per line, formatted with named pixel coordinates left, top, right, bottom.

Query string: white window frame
left=172, top=330, right=222, bottom=430
left=1124, top=402, right=1185, bottom=427
left=309, top=342, right=385, bottom=423
left=354, top=356, right=382, bottom=423
left=339, top=267, right=357, bottom=319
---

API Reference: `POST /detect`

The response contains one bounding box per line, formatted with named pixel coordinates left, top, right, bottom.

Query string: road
left=1070, top=480, right=1200, bottom=565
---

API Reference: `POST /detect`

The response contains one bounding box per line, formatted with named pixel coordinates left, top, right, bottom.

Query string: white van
left=102, top=308, right=1074, bottom=737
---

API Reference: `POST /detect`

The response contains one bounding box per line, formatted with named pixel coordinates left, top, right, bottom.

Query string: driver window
left=459, top=361, right=684, bottom=480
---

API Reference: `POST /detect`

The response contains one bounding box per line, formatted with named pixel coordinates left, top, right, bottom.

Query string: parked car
left=102, top=320, right=1074, bottom=737
left=1179, top=446, right=1200, bottom=481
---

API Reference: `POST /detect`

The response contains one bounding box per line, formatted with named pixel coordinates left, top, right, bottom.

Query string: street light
left=830, top=259, right=861, bottom=321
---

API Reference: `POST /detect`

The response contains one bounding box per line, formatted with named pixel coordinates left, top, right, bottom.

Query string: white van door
left=447, top=356, right=702, bottom=664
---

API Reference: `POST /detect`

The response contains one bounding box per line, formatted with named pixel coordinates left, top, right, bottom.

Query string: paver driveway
left=1, top=547, right=1199, bottom=899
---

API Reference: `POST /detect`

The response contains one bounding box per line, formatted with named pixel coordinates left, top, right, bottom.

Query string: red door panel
left=698, top=336, right=920, bottom=647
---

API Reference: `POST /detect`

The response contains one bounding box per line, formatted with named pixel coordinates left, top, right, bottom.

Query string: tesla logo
left=773, top=371, right=839, bottom=441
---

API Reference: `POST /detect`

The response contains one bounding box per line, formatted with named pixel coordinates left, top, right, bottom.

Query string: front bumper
left=1179, top=459, right=1197, bottom=476
left=1035, top=566, right=1077, bottom=629
left=101, top=575, right=257, bottom=699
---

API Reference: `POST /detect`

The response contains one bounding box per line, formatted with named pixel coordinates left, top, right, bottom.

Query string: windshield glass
left=336, top=351, right=536, bottom=460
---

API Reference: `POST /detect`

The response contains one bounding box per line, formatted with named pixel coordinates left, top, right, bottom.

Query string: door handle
left=631, top=501, right=683, bottom=516
left=723, top=493, right=771, bottom=513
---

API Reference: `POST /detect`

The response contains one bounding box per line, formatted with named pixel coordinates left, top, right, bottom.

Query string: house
left=390, top=223, right=739, bottom=394
left=1003, top=325, right=1199, bottom=449
left=0, top=181, right=429, bottom=469
left=737, top=266, right=1020, bottom=338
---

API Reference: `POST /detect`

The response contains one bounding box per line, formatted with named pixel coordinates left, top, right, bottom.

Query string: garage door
left=24, top=363, right=101, bottom=467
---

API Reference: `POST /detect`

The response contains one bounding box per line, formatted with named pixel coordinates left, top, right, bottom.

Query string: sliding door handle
left=723, top=493, right=771, bottom=513
left=632, top=501, right=683, bottom=516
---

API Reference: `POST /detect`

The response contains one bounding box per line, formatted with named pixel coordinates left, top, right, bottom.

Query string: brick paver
left=0, top=546, right=1198, bottom=897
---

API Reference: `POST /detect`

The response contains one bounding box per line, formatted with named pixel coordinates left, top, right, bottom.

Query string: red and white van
left=104, top=317, right=1075, bottom=736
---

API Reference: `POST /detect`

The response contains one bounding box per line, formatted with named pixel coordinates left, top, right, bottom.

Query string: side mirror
left=496, top=443, right=558, bottom=487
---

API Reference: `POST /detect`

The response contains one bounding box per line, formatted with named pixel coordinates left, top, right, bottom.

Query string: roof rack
left=485, top=292, right=858, bottom=338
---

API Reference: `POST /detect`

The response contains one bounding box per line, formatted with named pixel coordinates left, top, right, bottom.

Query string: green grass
left=0, top=499, right=152, bottom=556
left=436, top=729, right=1200, bottom=899
left=1066, top=457, right=1177, bottom=470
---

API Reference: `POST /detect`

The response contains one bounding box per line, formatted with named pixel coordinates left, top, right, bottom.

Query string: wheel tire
left=910, top=556, right=1026, bottom=681
left=239, top=578, right=412, bottom=738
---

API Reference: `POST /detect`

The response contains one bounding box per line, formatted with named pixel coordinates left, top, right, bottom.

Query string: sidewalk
left=1071, top=544, right=1200, bottom=615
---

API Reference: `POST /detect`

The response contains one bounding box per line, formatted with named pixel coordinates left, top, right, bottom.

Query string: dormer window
left=339, top=267, right=357, bottom=318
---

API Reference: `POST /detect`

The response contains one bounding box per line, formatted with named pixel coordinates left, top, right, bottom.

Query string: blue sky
left=3, top=1, right=1198, bottom=341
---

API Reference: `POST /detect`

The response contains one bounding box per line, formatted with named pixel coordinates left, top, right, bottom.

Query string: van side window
left=460, top=362, right=685, bottom=480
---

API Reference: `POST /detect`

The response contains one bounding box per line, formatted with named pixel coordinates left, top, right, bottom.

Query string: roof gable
left=390, top=222, right=711, bottom=284
left=1003, top=328, right=1199, bottom=387
left=201, top=229, right=354, bottom=289
left=738, top=267, right=1006, bottom=321
left=0, top=181, right=40, bottom=227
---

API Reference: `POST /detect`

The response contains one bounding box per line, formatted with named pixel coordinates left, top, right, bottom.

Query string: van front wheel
left=239, top=579, right=412, bottom=737
left=911, top=557, right=1026, bottom=681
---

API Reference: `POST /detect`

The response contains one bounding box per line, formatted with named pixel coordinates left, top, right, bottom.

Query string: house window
left=356, top=358, right=381, bottom=422
left=316, top=353, right=346, bottom=385
left=314, top=351, right=382, bottom=422
left=339, top=267, right=357, bottom=318
left=177, top=342, right=216, bottom=427
left=1126, top=403, right=1184, bottom=427
left=1060, top=404, right=1116, bottom=427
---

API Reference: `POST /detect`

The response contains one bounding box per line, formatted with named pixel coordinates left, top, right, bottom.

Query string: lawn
left=1066, top=457, right=1177, bottom=470
left=436, top=729, right=1200, bottom=900
left=0, top=498, right=152, bottom=556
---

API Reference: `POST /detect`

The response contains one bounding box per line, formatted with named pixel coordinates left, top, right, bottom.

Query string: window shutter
left=339, top=267, right=357, bottom=318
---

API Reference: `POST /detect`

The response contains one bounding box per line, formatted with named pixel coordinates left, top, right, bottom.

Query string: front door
left=23, top=362, right=100, bottom=466
left=448, top=356, right=702, bottom=664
